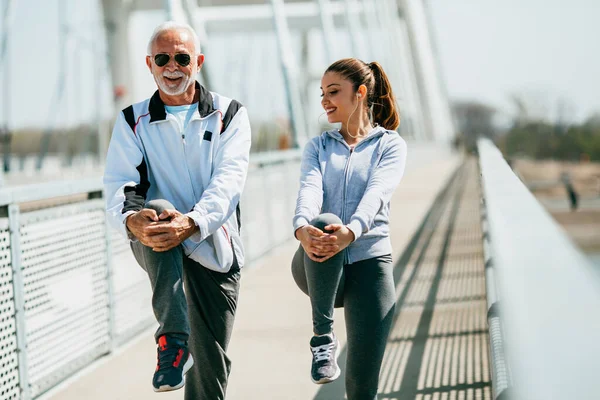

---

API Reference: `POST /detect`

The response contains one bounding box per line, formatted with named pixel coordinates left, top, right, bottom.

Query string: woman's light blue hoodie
left=293, top=126, right=408, bottom=264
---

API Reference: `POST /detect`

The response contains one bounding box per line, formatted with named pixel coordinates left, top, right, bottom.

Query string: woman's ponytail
left=368, top=62, right=400, bottom=131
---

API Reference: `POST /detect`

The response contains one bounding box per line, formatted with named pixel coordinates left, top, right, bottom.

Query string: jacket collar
left=149, top=81, right=215, bottom=123
left=325, top=125, right=387, bottom=144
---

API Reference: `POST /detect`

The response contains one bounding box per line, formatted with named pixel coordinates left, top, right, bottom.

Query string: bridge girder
left=101, top=0, right=455, bottom=144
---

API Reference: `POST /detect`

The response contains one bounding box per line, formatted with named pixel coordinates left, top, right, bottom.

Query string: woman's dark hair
left=324, top=58, right=400, bottom=130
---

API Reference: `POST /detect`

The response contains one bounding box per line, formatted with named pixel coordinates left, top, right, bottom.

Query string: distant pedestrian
left=561, top=172, right=579, bottom=211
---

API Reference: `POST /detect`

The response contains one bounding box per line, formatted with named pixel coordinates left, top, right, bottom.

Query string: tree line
left=452, top=100, right=600, bottom=162
left=497, top=119, right=600, bottom=162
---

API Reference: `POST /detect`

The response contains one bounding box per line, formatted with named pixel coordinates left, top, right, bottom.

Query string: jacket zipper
left=177, top=115, right=230, bottom=246
left=330, top=130, right=384, bottom=264
left=176, top=119, right=198, bottom=202
left=341, top=146, right=354, bottom=265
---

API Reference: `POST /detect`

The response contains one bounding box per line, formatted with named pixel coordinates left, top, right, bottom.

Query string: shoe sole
left=311, top=339, right=341, bottom=385
left=153, top=354, right=195, bottom=392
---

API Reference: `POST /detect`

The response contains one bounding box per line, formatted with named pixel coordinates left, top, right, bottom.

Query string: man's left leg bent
left=131, top=199, right=194, bottom=392
left=182, top=255, right=241, bottom=400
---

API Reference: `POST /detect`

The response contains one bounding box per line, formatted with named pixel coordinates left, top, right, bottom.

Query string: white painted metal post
left=1, top=0, right=16, bottom=177
left=164, top=0, right=214, bottom=89
left=343, top=0, right=364, bottom=59
left=181, top=0, right=214, bottom=89
left=316, top=0, right=336, bottom=62
left=380, top=0, right=427, bottom=139
left=8, top=204, right=31, bottom=400
left=37, top=0, right=69, bottom=170
left=270, top=0, right=308, bottom=149
left=367, top=0, right=410, bottom=135
left=401, top=0, right=454, bottom=143
left=373, top=1, right=403, bottom=93
left=92, top=21, right=110, bottom=162
left=164, top=0, right=186, bottom=21
left=0, top=0, right=15, bottom=63
left=101, top=0, right=134, bottom=112
left=105, top=223, right=116, bottom=353
left=360, top=0, right=383, bottom=62
left=87, top=189, right=117, bottom=353
left=422, top=0, right=455, bottom=138
left=396, top=16, right=427, bottom=141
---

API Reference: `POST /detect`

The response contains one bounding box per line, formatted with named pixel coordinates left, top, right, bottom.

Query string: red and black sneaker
left=152, top=335, right=194, bottom=392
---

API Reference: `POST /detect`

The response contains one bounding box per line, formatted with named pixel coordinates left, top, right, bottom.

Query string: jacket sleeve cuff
left=293, top=216, right=310, bottom=238
left=346, top=219, right=364, bottom=242
left=122, top=211, right=139, bottom=243
left=185, top=211, right=206, bottom=243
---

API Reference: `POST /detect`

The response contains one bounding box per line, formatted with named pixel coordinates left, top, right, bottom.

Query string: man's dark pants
left=130, top=199, right=241, bottom=400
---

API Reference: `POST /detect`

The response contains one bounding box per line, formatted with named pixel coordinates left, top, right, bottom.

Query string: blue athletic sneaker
left=310, top=332, right=341, bottom=384
left=153, top=335, right=194, bottom=392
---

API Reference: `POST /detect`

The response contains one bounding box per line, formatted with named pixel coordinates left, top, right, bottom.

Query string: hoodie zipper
left=341, top=146, right=354, bottom=265
left=326, top=128, right=386, bottom=264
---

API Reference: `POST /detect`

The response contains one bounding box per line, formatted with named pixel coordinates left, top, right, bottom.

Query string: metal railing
left=478, top=138, right=600, bottom=400
left=0, top=151, right=301, bottom=400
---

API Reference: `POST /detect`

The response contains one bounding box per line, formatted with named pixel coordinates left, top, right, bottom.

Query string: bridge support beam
left=315, top=0, right=335, bottom=62
left=181, top=0, right=214, bottom=90
left=101, top=0, right=134, bottom=112
left=395, top=14, right=428, bottom=140
left=1, top=0, right=16, bottom=176
left=270, top=0, right=308, bottom=149
left=399, top=0, right=454, bottom=143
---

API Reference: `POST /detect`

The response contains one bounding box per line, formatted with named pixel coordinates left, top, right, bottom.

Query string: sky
left=428, top=0, right=600, bottom=123
left=1, top=0, right=599, bottom=129
left=0, top=0, right=113, bottom=129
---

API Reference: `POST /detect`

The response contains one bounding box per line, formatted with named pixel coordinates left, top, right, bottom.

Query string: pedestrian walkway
left=314, top=159, right=492, bottom=400
left=43, top=149, right=464, bottom=400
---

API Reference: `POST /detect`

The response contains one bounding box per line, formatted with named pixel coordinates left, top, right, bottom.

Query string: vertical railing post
left=104, top=213, right=116, bottom=350
left=89, top=189, right=116, bottom=351
left=8, top=203, right=31, bottom=400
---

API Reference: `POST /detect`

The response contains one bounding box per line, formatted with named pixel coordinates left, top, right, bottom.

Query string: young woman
left=292, top=58, right=407, bottom=399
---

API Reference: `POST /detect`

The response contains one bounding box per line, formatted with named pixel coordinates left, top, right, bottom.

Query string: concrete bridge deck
left=42, top=152, right=489, bottom=400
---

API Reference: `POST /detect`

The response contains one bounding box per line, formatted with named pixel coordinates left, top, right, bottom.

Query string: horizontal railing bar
left=478, top=138, right=600, bottom=400
left=0, top=150, right=303, bottom=206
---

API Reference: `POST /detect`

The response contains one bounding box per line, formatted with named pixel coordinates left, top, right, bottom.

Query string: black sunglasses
left=153, top=53, right=191, bottom=67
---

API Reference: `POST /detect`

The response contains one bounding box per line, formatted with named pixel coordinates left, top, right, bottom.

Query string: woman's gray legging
left=292, top=213, right=396, bottom=400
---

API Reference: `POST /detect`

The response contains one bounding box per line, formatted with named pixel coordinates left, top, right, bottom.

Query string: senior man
left=104, top=21, right=251, bottom=399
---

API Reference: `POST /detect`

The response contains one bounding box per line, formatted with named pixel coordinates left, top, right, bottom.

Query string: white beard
left=155, top=69, right=195, bottom=96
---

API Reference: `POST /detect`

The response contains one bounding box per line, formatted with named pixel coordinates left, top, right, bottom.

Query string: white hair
left=147, top=21, right=201, bottom=55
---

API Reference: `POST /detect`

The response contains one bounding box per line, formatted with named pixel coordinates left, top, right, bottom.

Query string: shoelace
left=157, top=346, right=181, bottom=370
left=311, top=343, right=335, bottom=362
